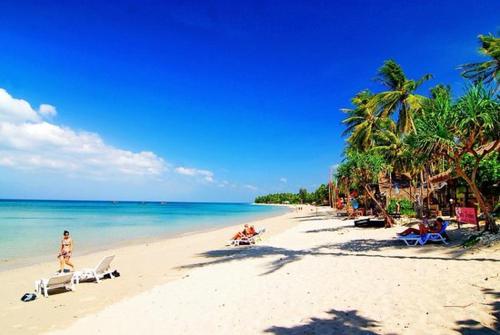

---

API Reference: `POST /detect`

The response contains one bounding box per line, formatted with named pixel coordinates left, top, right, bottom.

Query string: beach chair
left=34, top=272, right=77, bottom=297
left=426, top=221, right=449, bottom=244
left=230, top=228, right=266, bottom=246
left=397, top=221, right=449, bottom=246
left=397, top=233, right=426, bottom=246
left=76, top=255, right=116, bottom=283
left=249, top=228, right=266, bottom=244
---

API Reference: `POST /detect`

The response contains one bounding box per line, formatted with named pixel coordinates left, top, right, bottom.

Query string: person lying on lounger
left=231, top=224, right=256, bottom=241
left=398, top=217, right=443, bottom=236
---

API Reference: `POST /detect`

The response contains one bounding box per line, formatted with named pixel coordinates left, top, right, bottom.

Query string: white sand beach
left=1, top=207, right=498, bottom=335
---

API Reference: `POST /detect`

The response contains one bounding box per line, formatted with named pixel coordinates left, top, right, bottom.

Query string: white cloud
left=0, top=88, right=255, bottom=193
left=0, top=88, right=40, bottom=123
left=279, top=177, right=287, bottom=183
left=175, top=166, right=214, bottom=183
left=0, top=88, right=166, bottom=178
left=38, top=104, right=57, bottom=117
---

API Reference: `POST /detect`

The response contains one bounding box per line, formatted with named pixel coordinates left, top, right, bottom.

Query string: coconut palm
left=370, top=60, right=432, bottom=134
left=341, top=90, right=381, bottom=150
left=460, top=34, right=499, bottom=87
left=372, top=124, right=408, bottom=172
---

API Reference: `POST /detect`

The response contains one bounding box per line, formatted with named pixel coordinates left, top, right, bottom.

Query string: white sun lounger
left=397, top=234, right=424, bottom=246
left=35, top=272, right=77, bottom=298
left=76, top=255, right=116, bottom=283
left=397, top=221, right=449, bottom=246
left=229, top=228, right=266, bottom=246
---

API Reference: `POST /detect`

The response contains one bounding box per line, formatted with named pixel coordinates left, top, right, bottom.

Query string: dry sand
left=1, top=207, right=499, bottom=334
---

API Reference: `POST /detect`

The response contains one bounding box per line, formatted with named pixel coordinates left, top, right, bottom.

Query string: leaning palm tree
left=341, top=90, right=381, bottom=150
left=370, top=60, right=432, bottom=134
left=409, top=84, right=500, bottom=232
left=336, top=150, right=395, bottom=227
left=460, top=34, right=499, bottom=87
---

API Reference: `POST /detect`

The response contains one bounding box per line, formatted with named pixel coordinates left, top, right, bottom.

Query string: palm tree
left=409, top=84, right=500, bottom=232
left=460, top=34, right=499, bottom=87
left=372, top=124, right=434, bottom=216
left=341, top=90, right=380, bottom=150
left=371, top=123, right=407, bottom=172
left=336, top=150, right=395, bottom=227
left=370, top=60, right=432, bottom=134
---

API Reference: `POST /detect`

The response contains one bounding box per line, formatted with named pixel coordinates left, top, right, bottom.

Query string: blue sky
left=0, top=1, right=498, bottom=201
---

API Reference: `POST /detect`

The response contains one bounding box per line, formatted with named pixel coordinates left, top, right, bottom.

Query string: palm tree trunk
left=426, top=171, right=432, bottom=213
left=363, top=184, right=394, bottom=227
left=388, top=173, right=392, bottom=205
left=419, top=171, right=425, bottom=218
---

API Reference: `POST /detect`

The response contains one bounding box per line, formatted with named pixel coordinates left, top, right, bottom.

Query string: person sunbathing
left=398, top=217, right=443, bottom=236
left=231, top=224, right=256, bottom=241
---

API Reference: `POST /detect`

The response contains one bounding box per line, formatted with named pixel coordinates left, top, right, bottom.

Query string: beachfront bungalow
left=378, top=170, right=497, bottom=219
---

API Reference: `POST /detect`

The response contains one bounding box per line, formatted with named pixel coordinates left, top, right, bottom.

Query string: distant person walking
left=58, top=230, right=74, bottom=273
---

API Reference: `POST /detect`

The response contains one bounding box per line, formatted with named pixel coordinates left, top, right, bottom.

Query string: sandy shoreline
left=0, top=206, right=304, bottom=334
left=0, top=206, right=290, bottom=272
left=1, top=206, right=499, bottom=334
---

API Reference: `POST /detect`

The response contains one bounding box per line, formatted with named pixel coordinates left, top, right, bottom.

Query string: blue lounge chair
left=397, top=221, right=449, bottom=246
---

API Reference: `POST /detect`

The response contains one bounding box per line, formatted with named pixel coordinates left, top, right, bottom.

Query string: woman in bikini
left=58, top=230, right=74, bottom=273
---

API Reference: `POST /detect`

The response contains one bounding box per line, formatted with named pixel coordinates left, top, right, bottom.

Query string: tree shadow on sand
left=325, top=238, right=404, bottom=252
left=264, top=309, right=383, bottom=335
left=178, top=245, right=312, bottom=275
left=304, top=225, right=352, bottom=234
left=178, top=240, right=499, bottom=276
left=454, top=288, right=499, bottom=334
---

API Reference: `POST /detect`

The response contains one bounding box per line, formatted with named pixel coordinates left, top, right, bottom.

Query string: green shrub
left=388, top=199, right=416, bottom=216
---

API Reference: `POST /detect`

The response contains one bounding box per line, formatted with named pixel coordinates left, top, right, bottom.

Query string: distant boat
left=160, top=201, right=167, bottom=205
left=112, top=201, right=119, bottom=204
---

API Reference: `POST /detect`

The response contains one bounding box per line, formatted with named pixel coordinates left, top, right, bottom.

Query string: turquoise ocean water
left=0, top=200, right=287, bottom=270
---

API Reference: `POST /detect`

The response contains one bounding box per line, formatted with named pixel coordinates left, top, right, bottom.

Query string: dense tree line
left=255, top=184, right=329, bottom=205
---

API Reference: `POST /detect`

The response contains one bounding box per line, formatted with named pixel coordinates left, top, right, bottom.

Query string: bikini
left=59, top=238, right=72, bottom=259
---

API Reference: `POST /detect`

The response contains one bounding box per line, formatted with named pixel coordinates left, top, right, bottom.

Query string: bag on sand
left=21, top=293, right=37, bottom=302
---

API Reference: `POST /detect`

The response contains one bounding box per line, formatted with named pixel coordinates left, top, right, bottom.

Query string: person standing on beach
left=58, top=230, right=74, bottom=273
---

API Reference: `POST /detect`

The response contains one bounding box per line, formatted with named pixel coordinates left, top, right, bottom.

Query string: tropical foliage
left=460, top=34, right=499, bottom=87
left=337, top=33, right=500, bottom=232
left=336, top=150, right=395, bottom=226
left=255, top=184, right=330, bottom=205
left=387, top=199, right=416, bottom=217
left=370, top=60, right=432, bottom=133
left=409, top=84, right=499, bottom=231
